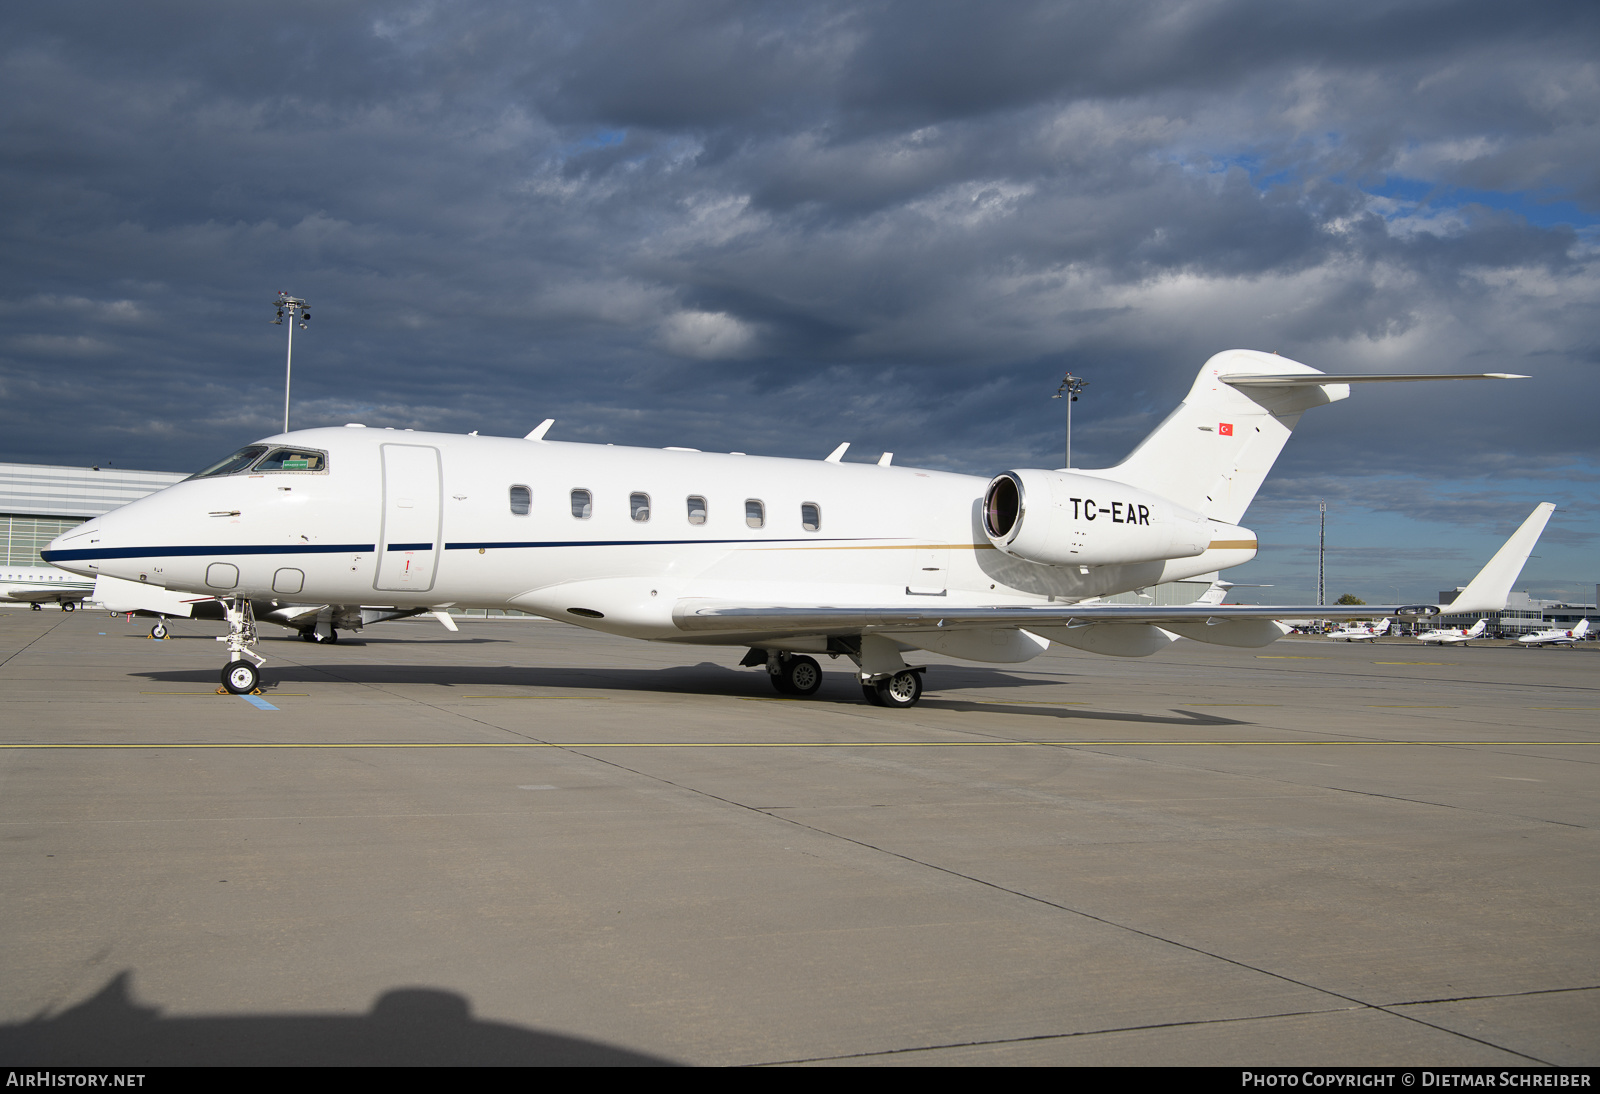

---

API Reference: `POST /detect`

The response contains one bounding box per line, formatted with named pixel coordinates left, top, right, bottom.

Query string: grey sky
left=2, top=1, right=1595, bottom=601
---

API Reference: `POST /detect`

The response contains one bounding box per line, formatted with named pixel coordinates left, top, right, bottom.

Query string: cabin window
left=630, top=493, right=651, bottom=522
left=570, top=489, right=592, bottom=519
left=509, top=485, right=531, bottom=516
left=745, top=499, right=765, bottom=529
left=801, top=502, right=821, bottom=532
left=254, top=447, right=328, bottom=472
left=187, top=445, right=269, bottom=480
left=687, top=496, right=708, bottom=525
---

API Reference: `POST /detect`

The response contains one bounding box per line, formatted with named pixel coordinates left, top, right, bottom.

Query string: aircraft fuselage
left=44, top=426, right=1255, bottom=644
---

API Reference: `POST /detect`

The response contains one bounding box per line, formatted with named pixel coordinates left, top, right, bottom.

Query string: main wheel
left=300, top=629, right=317, bottom=642
left=222, top=660, right=259, bottom=695
left=150, top=621, right=168, bottom=639
left=872, top=669, right=923, bottom=709
left=861, top=683, right=884, bottom=706
left=62, top=601, right=75, bottom=612
left=780, top=655, right=822, bottom=697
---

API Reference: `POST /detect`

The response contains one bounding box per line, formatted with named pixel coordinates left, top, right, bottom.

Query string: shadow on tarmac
left=133, top=659, right=1061, bottom=698
left=129, top=661, right=1249, bottom=725
left=0, top=972, right=677, bottom=1066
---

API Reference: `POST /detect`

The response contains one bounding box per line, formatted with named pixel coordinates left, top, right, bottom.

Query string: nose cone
left=43, top=522, right=105, bottom=578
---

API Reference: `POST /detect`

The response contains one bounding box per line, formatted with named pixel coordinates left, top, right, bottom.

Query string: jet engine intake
left=983, top=469, right=1210, bottom=567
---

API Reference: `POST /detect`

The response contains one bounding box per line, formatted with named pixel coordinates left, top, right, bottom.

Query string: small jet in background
left=1328, top=618, right=1390, bottom=642
left=1517, top=618, right=1590, bottom=648
left=1415, top=619, right=1486, bottom=645
left=0, top=565, right=94, bottom=611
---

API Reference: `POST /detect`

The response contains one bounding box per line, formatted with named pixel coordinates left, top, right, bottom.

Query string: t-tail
left=1079, top=349, right=1529, bottom=524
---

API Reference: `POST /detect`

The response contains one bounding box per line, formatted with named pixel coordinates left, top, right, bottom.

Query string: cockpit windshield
left=254, top=447, right=327, bottom=472
left=185, top=445, right=328, bottom=481
left=187, top=445, right=269, bottom=480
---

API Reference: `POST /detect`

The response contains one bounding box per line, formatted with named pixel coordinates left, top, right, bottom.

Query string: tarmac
left=0, top=607, right=1595, bottom=1066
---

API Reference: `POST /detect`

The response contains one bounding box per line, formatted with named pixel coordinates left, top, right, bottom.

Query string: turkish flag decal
left=1218, top=422, right=1234, bottom=436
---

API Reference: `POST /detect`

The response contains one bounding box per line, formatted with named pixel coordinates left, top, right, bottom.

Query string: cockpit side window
left=253, top=447, right=328, bottom=472
left=187, top=445, right=270, bottom=480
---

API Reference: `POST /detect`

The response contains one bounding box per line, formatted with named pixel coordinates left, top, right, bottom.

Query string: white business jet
left=1327, top=618, right=1390, bottom=641
left=0, top=566, right=94, bottom=610
left=1415, top=618, right=1486, bottom=645
left=43, top=349, right=1552, bottom=705
left=1517, top=618, right=1590, bottom=648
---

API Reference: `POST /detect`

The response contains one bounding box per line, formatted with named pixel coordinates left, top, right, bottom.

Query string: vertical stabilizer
left=1080, top=350, right=1349, bottom=523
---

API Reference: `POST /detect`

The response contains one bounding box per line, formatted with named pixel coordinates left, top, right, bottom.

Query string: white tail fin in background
left=1440, top=503, right=1555, bottom=615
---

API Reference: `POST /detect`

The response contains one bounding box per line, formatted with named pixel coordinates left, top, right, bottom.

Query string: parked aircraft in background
left=1328, top=618, right=1390, bottom=641
left=1415, top=618, right=1487, bottom=645
left=1517, top=618, right=1590, bottom=648
left=43, top=349, right=1552, bottom=704
left=0, top=566, right=93, bottom=610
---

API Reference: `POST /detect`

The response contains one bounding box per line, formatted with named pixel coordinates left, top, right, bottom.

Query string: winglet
left=824, top=443, right=850, bottom=463
left=525, top=419, right=555, bottom=441
left=1441, top=503, right=1556, bottom=615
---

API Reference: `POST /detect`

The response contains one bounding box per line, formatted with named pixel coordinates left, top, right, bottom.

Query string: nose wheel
left=150, top=621, right=168, bottom=639
left=222, top=660, right=260, bottom=694
left=216, top=597, right=265, bottom=693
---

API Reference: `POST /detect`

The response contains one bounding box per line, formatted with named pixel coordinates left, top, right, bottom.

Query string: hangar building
left=1, top=462, right=187, bottom=567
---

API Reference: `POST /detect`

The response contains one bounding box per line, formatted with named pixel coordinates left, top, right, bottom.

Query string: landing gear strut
left=217, top=597, right=265, bottom=694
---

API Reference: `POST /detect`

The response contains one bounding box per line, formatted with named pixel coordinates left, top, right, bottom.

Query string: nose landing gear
left=216, top=597, right=265, bottom=694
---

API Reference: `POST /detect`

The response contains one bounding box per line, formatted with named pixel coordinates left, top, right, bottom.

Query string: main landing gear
left=217, top=597, right=265, bottom=694
left=860, top=669, right=924, bottom=708
left=770, top=654, right=823, bottom=696
left=61, top=601, right=75, bottom=612
left=744, top=641, right=929, bottom=707
left=298, top=625, right=338, bottom=643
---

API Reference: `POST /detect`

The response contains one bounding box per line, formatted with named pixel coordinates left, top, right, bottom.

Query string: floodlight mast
left=271, top=292, right=310, bottom=432
left=1052, top=372, right=1088, bottom=469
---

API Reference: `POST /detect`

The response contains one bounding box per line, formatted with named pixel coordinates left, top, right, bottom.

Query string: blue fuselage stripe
left=43, top=544, right=375, bottom=563
left=44, top=537, right=873, bottom=563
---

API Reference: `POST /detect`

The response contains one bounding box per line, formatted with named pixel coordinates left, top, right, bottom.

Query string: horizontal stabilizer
left=1441, top=503, right=1555, bottom=615
left=1220, top=373, right=1528, bottom=386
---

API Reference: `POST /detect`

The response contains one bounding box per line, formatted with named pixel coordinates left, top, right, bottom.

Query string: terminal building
left=1439, top=587, right=1598, bottom=637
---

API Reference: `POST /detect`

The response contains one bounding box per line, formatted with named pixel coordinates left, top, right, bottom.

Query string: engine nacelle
left=983, top=469, right=1211, bottom=567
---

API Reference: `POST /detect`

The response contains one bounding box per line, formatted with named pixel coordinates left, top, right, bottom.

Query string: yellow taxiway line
left=0, top=740, right=1594, bottom=750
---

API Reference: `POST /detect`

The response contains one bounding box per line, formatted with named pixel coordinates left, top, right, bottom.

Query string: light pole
left=272, top=292, right=310, bottom=433
left=1317, top=499, right=1326, bottom=607
left=1052, top=372, right=1088, bottom=469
